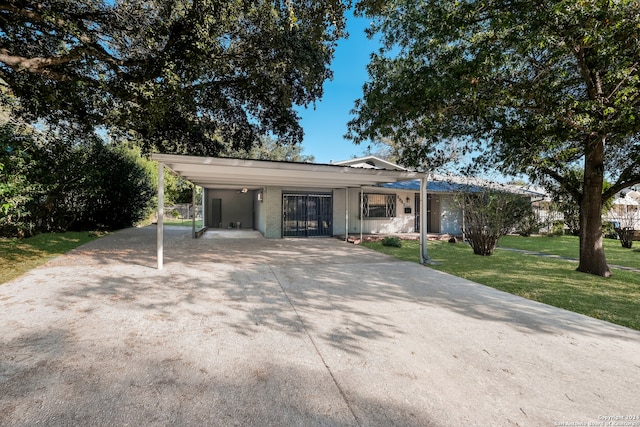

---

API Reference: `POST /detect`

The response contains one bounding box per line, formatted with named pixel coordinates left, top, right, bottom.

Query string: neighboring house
left=153, top=154, right=546, bottom=239
left=604, top=191, right=640, bottom=230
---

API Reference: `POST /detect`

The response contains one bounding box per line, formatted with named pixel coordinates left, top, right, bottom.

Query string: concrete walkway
left=1, top=226, right=639, bottom=426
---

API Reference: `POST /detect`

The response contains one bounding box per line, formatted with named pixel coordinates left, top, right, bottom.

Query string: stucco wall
left=332, top=189, right=347, bottom=235
left=345, top=188, right=417, bottom=234
left=440, top=194, right=462, bottom=235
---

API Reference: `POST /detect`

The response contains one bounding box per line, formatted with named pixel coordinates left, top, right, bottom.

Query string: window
left=364, top=194, right=396, bottom=218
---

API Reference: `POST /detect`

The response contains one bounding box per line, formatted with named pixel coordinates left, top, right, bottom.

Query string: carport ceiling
left=152, top=154, right=424, bottom=189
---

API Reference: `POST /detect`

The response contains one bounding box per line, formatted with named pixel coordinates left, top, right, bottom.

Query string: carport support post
left=360, top=187, right=364, bottom=243
left=345, top=188, right=349, bottom=242
left=420, top=174, right=429, bottom=264
left=191, top=183, right=196, bottom=239
left=157, top=162, right=164, bottom=270
left=201, top=187, right=205, bottom=230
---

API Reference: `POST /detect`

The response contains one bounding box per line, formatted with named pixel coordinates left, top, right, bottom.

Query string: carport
left=151, top=154, right=428, bottom=269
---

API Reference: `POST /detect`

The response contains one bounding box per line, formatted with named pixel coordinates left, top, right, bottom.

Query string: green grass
left=0, top=232, right=101, bottom=285
left=499, top=235, right=640, bottom=268
left=362, top=239, right=640, bottom=331
left=162, top=218, right=204, bottom=227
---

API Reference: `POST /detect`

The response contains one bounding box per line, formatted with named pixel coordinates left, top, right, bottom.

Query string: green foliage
left=457, top=190, right=534, bottom=255
left=72, top=143, right=155, bottom=231
left=381, top=236, right=402, bottom=248
left=350, top=0, right=640, bottom=276
left=222, top=135, right=316, bottom=163
left=602, top=221, right=617, bottom=239
left=0, top=121, right=40, bottom=237
left=1, top=0, right=347, bottom=155
left=0, top=119, right=155, bottom=237
left=544, top=168, right=614, bottom=236
left=614, top=227, right=635, bottom=249
left=515, top=208, right=540, bottom=237
left=551, top=221, right=566, bottom=237
left=164, top=175, right=194, bottom=205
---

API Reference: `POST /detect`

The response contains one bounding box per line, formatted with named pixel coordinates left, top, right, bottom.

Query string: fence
left=163, top=203, right=202, bottom=220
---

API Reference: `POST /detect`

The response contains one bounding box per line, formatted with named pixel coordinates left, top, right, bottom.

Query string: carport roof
left=152, top=154, right=425, bottom=189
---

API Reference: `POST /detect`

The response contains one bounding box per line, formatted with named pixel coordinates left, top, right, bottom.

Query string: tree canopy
left=0, top=115, right=156, bottom=237
left=0, top=0, right=347, bottom=155
left=221, top=135, right=315, bottom=162
left=348, top=0, right=640, bottom=276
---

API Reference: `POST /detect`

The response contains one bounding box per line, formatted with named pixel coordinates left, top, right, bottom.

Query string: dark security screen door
left=283, top=193, right=332, bottom=237
left=414, top=193, right=435, bottom=233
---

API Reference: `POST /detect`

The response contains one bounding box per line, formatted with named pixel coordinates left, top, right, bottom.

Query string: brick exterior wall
left=263, top=187, right=282, bottom=238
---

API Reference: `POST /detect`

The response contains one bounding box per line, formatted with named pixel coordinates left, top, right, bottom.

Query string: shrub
left=516, top=208, right=540, bottom=237
left=602, top=221, right=617, bottom=239
left=381, top=236, right=402, bottom=247
left=614, top=227, right=634, bottom=249
left=550, top=220, right=565, bottom=236
left=72, top=143, right=155, bottom=231
left=0, top=122, right=155, bottom=237
left=458, top=189, right=533, bottom=256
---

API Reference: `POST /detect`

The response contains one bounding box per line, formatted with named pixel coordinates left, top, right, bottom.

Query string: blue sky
left=296, top=13, right=378, bottom=164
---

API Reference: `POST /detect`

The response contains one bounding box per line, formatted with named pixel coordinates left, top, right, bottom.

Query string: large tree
left=348, top=0, right=640, bottom=277
left=221, top=135, right=315, bottom=162
left=0, top=0, right=347, bottom=154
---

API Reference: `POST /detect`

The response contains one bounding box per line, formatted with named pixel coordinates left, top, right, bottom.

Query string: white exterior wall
left=438, top=194, right=462, bottom=235
left=346, top=188, right=417, bottom=234
left=332, top=188, right=347, bottom=235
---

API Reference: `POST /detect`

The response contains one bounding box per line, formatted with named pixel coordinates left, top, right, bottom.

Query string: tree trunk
left=577, top=135, right=611, bottom=277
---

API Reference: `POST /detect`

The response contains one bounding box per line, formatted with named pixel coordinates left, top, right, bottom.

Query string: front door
left=415, top=193, right=440, bottom=233
left=208, top=198, right=222, bottom=228
left=282, top=193, right=332, bottom=237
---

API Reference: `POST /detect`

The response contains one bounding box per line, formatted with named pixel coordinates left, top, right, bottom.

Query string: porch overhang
left=151, top=154, right=423, bottom=189
left=151, top=153, right=429, bottom=269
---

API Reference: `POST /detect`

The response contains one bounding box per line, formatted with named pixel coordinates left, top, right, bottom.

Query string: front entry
left=282, top=193, right=333, bottom=237
left=415, top=193, right=441, bottom=233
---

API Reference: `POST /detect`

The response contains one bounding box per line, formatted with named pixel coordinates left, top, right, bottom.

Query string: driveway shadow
left=2, top=226, right=638, bottom=426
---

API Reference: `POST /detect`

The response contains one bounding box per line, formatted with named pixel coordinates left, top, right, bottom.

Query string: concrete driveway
left=1, top=226, right=639, bottom=426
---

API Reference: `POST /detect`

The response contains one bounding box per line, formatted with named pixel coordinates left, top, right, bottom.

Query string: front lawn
left=162, top=218, right=204, bottom=227
left=0, top=232, right=101, bottom=285
left=499, top=235, right=639, bottom=268
left=362, top=239, right=640, bottom=331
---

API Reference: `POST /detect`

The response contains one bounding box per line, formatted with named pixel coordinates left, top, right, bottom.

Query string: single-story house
left=151, top=154, right=550, bottom=268
left=154, top=154, right=549, bottom=238
left=151, top=154, right=432, bottom=268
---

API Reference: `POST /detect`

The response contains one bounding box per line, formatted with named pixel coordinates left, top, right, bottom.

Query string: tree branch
left=539, top=165, right=583, bottom=201
left=606, top=62, right=639, bottom=103
left=572, top=44, right=599, bottom=101
left=0, top=48, right=84, bottom=71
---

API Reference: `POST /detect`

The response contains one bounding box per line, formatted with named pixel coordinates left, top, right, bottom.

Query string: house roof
left=152, top=154, right=424, bottom=190
left=382, top=177, right=547, bottom=197
left=613, top=193, right=640, bottom=206
left=382, top=180, right=485, bottom=193
left=332, top=156, right=408, bottom=171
